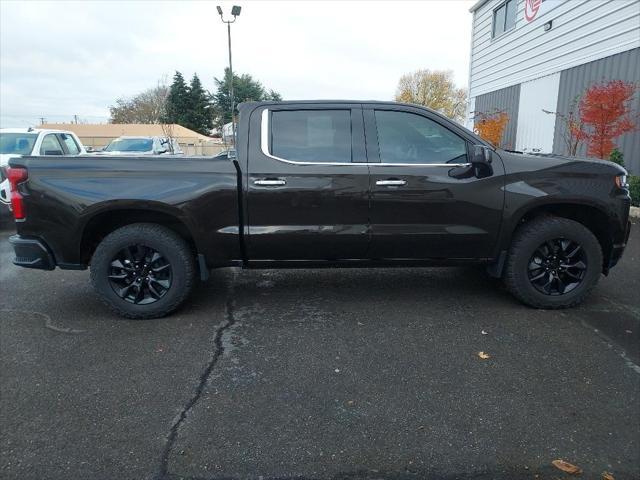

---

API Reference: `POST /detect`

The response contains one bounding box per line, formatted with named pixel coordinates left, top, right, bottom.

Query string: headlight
left=615, top=174, right=628, bottom=188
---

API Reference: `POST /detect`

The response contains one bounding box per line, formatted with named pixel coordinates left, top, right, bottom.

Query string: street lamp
left=217, top=5, right=241, bottom=147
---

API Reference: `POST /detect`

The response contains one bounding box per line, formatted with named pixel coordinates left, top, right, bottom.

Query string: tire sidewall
left=510, top=220, right=602, bottom=308
left=91, top=226, right=191, bottom=318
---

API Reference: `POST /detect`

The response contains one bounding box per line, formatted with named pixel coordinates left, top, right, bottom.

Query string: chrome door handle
left=254, top=178, right=286, bottom=186
left=376, top=179, right=407, bottom=186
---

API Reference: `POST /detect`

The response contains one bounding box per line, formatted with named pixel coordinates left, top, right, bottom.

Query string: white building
left=467, top=0, right=640, bottom=174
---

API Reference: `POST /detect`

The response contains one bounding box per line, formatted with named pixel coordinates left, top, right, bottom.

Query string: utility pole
left=217, top=5, right=242, bottom=148
left=39, top=117, right=45, bottom=125
left=74, top=115, right=79, bottom=124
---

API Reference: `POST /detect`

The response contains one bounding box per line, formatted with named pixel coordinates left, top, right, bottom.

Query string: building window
left=493, top=0, right=516, bottom=38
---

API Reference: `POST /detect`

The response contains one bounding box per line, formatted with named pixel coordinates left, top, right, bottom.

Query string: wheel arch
left=505, top=200, right=615, bottom=273
left=78, top=204, right=200, bottom=266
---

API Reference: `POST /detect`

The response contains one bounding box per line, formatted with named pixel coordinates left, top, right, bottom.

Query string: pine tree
left=184, top=74, right=213, bottom=135
left=212, top=68, right=282, bottom=130
left=163, top=71, right=189, bottom=126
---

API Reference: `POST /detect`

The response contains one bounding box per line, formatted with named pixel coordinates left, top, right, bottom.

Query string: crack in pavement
left=155, top=276, right=237, bottom=480
left=0, top=308, right=86, bottom=334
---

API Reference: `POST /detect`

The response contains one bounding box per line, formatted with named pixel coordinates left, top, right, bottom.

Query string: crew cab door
left=364, top=105, right=505, bottom=259
left=245, top=104, right=369, bottom=261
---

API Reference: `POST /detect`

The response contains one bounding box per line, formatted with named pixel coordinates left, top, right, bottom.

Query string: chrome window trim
left=260, top=109, right=471, bottom=168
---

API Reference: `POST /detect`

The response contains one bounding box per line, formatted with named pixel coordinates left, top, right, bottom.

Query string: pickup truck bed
left=6, top=101, right=632, bottom=318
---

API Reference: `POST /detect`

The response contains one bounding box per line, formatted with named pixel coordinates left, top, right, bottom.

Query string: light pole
left=217, top=5, right=241, bottom=148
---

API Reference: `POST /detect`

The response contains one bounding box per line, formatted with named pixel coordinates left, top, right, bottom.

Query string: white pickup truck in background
left=0, top=128, right=87, bottom=206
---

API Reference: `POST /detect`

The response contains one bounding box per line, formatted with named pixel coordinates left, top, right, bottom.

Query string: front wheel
left=504, top=216, right=603, bottom=309
left=90, top=223, right=195, bottom=319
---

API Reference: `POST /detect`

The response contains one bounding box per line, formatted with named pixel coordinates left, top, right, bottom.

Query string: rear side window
left=375, top=110, right=467, bottom=165
left=39, top=134, right=64, bottom=155
left=60, top=134, right=80, bottom=155
left=0, top=133, right=37, bottom=154
left=270, top=110, right=352, bottom=163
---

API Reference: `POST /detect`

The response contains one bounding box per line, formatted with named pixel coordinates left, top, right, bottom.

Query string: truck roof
left=237, top=100, right=452, bottom=120
left=239, top=100, right=427, bottom=107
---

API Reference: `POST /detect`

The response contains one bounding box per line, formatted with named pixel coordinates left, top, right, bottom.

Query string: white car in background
left=94, top=136, right=183, bottom=156
left=0, top=128, right=87, bottom=206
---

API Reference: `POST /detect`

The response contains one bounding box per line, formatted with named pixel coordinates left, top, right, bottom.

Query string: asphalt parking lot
left=1, top=225, right=639, bottom=480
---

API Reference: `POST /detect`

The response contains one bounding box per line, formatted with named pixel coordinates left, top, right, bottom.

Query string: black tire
left=90, top=223, right=195, bottom=319
left=504, top=216, right=602, bottom=309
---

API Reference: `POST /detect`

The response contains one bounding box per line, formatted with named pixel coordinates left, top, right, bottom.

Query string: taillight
left=7, top=166, right=28, bottom=220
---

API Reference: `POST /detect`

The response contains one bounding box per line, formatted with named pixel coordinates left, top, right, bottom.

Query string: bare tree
left=160, top=122, right=176, bottom=154
left=395, top=69, right=468, bottom=123
left=543, top=96, right=587, bottom=156
left=109, top=80, right=169, bottom=124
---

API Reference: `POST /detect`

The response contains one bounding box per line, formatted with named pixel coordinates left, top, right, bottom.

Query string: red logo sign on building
left=525, top=0, right=543, bottom=22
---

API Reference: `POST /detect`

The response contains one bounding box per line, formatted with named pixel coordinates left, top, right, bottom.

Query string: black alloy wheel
left=108, top=244, right=172, bottom=305
left=527, top=238, right=587, bottom=296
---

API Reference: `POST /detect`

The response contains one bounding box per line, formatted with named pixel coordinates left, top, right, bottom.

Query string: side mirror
left=472, top=145, right=492, bottom=164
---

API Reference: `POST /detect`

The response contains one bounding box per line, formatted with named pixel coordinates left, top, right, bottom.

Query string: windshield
left=104, top=138, right=153, bottom=152
left=0, top=133, right=38, bottom=154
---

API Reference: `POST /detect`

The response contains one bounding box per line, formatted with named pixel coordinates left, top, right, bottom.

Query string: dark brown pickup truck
left=5, top=101, right=632, bottom=318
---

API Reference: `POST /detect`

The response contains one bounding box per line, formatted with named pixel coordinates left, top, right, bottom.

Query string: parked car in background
left=0, top=128, right=86, bottom=206
left=94, top=136, right=183, bottom=156
left=213, top=149, right=236, bottom=160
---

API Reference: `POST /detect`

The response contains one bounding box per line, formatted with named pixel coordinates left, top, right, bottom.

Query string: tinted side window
left=60, top=133, right=80, bottom=155
left=374, top=110, right=467, bottom=165
left=39, top=134, right=64, bottom=155
left=271, top=110, right=352, bottom=163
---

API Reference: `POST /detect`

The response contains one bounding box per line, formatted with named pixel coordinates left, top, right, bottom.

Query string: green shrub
left=609, top=148, right=624, bottom=166
left=629, top=176, right=640, bottom=207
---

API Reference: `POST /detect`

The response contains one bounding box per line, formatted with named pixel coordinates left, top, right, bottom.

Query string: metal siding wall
left=469, top=0, right=640, bottom=98
left=554, top=48, right=640, bottom=174
left=516, top=73, right=561, bottom=153
left=474, top=84, right=521, bottom=149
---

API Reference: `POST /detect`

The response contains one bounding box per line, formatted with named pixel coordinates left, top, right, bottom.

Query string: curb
left=630, top=206, right=640, bottom=220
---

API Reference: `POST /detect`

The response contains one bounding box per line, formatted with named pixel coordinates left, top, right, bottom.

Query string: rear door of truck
left=245, top=103, right=369, bottom=261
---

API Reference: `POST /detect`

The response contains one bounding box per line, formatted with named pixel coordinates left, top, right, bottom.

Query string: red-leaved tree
left=579, top=80, right=636, bottom=159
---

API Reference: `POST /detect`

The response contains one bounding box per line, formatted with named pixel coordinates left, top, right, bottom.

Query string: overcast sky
left=0, top=0, right=474, bottom=127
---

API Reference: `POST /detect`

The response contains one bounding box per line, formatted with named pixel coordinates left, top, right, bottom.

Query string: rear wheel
left=504, top=216, right=602, bottom=309
left=90, top=223, right=195, bottom=319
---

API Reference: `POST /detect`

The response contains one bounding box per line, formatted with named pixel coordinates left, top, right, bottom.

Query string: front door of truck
left=245, top=104, right=370, bottom=261
left=364, top=105, right=504, bottom=260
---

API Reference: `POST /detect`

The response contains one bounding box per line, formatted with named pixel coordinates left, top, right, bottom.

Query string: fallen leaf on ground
left=602, top=472, right=614, bottom=480
left=477, top=351, right=491, bottom=359
left=481, top=330, right=488, bottom=335
left=552, top=459, right=582, bottom=475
